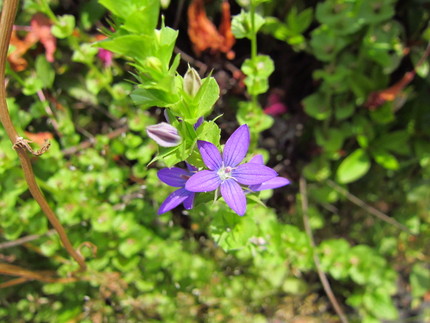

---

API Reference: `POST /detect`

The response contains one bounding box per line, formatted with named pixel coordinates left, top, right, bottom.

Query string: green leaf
left=51, top=15, right=76, bottom=39
left=237, top=101, right=273, bottom=133
left=310, top=25, right=351, bottom=61
left=196, top=121, right=221, bottom=146
left=363, top=289, right=398, bottom=320
left=286, top=7, right=313, bottom=34
left=22, top=76, right=43, bottom=95
left=369, top=102, right=395, bottom=124
left=303, top=92, right=331, bottom=120
left=131, top=86, right=178, bottom=108
left=362, top=22, right=404, bottom=73
left=193, top=77, right=220, bottom=118
left=410, top=263, right=430, bottom=300
left=303, top=156, right=331, bottom=181
left=315, top=127, right=346, bottom=153
left=153, top=26, right=179, bottom=67
left=371, top=149, right=399, bottom=170
left=72, top=43, right=99, bottom=64
left=242, top=55, right=274, bottom=79
left=80, top=0, right=106, bottom=30
left=336, top=148, right=371, bottom=183
left=232, top=10, right=265, bottom=39
left=97, top=34, right=154, bottom=62
left=373, top=130, right=410, bottom=155
left=241, top=55, right=274, bottom=95
left=35, top=55, right=55, bottom=89
left=122, top=0, right=160, bottom=34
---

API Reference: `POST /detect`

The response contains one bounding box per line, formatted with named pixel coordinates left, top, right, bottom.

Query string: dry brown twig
left=0, top=0, right=86, bottom=271
left=299, top=176, right=350, bottom=323
left=326, top=179, right=414, bottom=235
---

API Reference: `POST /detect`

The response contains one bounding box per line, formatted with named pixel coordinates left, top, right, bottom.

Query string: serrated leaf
left=232, top=10, right=265, bottom=39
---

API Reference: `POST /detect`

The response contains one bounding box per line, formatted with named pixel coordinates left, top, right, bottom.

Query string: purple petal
left=158, top=167, right=189, bottom=187
left=146, top=122, right=181, bottom=147
left=233, top=163, right=278, bottom=185
left=158, top=188, right=192, bottom=214
left=183, top=192, right=195, bottom=209
left=185, top=170, right=221, bottom=192
left=197, top=141, right=222, bottom=170
left=249, top=177, right=290, bottom=191
left=223, top=124, right=250, bottom=167
left=220, top=179, right=246, bottom=216
left=249, top=154, right=264, bottom=164
left=185, top=162, right=198, bottom=173
left=194, top=117, right=204, bottom=130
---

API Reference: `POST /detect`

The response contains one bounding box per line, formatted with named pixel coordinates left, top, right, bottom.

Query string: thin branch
left=0, top=277, right=29, bottom=289
left=0, top=229, right=56, bottom=250
left=173, top=0, right=185, bottom=30
left=61, top=125, right=128, bottom=155
left=0, top=0, right=86, bottom=271
left=299, top=177, right=350, bottom=323
left=0, top=263, right=77, bottom=284
left=174, top=47, right=208, bottom=74
left=326, top=180, right=414, bottom=235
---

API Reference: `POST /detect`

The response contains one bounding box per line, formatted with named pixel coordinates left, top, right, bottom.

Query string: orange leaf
left=8, top=30, right=38, bottom=71
left=187, top=0, right=235, bottom=58
left=24, top=131, right=54, bottom=146
left=218, top=1, right=235, bottom=59
left=8, top=13, right=56, bottom=71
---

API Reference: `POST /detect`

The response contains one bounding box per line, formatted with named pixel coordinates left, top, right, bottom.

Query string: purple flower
left=157, top=164, right=197, bottom=214
left=185, top=124, right=278, bottom=216
left=146, top=122, right=181, bottom=147
left=247, top=155, right=290, bottom=191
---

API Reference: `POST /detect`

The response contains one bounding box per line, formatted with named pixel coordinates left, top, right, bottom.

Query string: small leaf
left=336, top=148, right=371, bottom=183
left=303, top=92, right=331, bottom=120
left=241, top=55, right=274, bottom=95
left=232, top=10, right=265, bottom=39
left=35, top=55, right=55, bottom=88
left=371, top=149, right=399, bottom=170
left=51, top=15, right=76, bottom=39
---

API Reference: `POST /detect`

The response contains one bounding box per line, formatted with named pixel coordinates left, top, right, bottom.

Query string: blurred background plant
left=0, top=0, right=429, bottom=322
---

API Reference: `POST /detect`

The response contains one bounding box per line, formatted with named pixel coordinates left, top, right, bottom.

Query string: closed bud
left=145, top=57, right=163, bottom=73
left=146, top=122, right=181, bottom=147
left=183, top=66, right=202, bottom=97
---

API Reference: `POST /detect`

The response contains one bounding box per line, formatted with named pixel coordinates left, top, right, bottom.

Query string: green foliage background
left=0, top=0, right=429, bottom=322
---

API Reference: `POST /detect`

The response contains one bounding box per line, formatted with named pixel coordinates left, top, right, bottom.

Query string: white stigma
left=217, top=166, right=233, bottom=181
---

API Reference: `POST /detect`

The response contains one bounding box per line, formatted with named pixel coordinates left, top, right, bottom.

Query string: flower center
left=217, top=166, right=233, bottom=181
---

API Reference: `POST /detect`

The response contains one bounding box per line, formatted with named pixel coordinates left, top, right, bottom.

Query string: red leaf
left=30, top=13, right=56, bottom=63
left=365, top=71, right=415, bottom=110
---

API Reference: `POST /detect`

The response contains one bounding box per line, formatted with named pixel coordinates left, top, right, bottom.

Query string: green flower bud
left=183, top=66, right=202, bottom=97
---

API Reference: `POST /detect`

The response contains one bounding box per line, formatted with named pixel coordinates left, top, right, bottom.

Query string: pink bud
left=264, top=102, right=288, bottom=116
left=98, top=48, right=113, bottom=67
left=263, top=92, right=288, bottom=116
